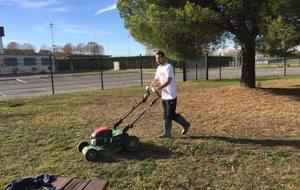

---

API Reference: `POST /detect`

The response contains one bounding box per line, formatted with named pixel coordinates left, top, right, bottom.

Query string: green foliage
left=117, top=0, right=267, bottom=58
left=186, top=143, right=216, bottom=156
left=257, top=16, right=300, bottom=57
left=118, top=0, right=224, bottom=59
left=134, top=158, right=157, bottom=177
left=261, top=151, right=287, bottom=161
left=217, top=157, right=241, bottom=169
left=118, top=0, right=300, bottom=87
left=118, top=0, right=299, bottom=56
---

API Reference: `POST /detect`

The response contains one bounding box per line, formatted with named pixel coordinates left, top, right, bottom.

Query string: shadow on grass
left=183, top=136, right=300, bottom=149
left=260, top=87, right=300, bottom=101
left=92, top=142, right=182, bottom=163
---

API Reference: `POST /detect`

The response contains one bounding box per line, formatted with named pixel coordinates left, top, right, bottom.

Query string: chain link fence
left=183, top=57, right=207, bottom=81
left=0, top=54, right=300, bottom=100
left=185, top=57, right=300, bottom=81
left=0, top=55, right=182, bottom=99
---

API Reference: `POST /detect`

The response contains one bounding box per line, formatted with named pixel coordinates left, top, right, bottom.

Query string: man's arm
left=157, top=77, right=171, bottom=90
left=150, top=79, right=160, bottom=87
left=148, top=77, right=171, bottom=92
left=157, top=64, right=174, bottom=89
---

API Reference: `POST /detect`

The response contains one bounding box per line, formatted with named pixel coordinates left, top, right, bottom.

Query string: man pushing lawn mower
left=78, top=86, right=162, bottom=161
left=77, top=51, right=189, bottom=161
left=146, top=51, right=190, bottom=138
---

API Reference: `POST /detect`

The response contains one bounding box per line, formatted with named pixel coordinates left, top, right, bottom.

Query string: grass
left=1, top=75, right=300, bottom=189
left=255, top=59, right=300, bottom=68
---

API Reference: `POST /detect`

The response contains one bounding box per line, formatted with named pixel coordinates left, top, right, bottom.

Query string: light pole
left=50, top=23, right=55, bottom=56
left=105, top=33, right=109, bottom=55
left=49, top=23, right=55, bottom=94
left=128, top=34, right=130, bottom=57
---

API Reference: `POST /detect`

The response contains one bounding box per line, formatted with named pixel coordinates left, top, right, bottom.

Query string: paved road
left=0, top=73, right=145, bottom=99
left=0, top=72, right=183, bottom=100
left=1, top=67, right=299, bottom=100
left=185, top=66, right=300, bottom=80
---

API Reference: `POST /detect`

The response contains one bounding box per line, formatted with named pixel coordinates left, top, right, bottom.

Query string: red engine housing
left=92, top=127, right=110, bottom=137
left=90, top=126, right=112, bottom=146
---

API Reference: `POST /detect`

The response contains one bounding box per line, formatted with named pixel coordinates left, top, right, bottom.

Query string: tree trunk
left=240, top=39, right=256, bottom=88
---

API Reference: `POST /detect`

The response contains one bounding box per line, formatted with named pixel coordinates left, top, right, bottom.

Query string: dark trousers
left=161, top=98, right=189, bottom=135
left=162, top=98, right=179, bottom=121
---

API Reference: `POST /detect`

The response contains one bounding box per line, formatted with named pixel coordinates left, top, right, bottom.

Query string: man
left=147, top=51, right=190, bottom=138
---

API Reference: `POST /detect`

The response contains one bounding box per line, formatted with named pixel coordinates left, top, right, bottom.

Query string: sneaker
left=181, top=122, right=190, bottom=135
left=158, top=133, right=172, bottom=138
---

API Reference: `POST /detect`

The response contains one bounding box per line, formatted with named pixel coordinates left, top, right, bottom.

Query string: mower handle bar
left=123, top=93, right=161, bottom=133
left=113, top=90, right=151, bottom=129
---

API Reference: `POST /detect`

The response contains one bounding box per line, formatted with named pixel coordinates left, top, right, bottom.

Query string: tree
left=21, top=43, right=36, bottom=55
left=6, top=42, right=37, bottom=55
left=225, top=48, right=241, bottom=57
left=39, top=45, right=52, bottom=55
left=55, top=45, right=63, bottom=53
left=75, top=43, right=85, bottom=55
left=258, top=16, right=300, bottom=75
left=118, top=0, right=300, bottom=88
left=85, top=42, right=101, bottom=55
left=145, top=48, right=155, bottom=56
left=257, top=16, right=300, bottom=58
left=99, top=45, right=105, bottom=55
left=6, top=41, right=20, bottom=49
left=63, top=43, right=74, bottom=57
left=225, top=48, right=235, bottom=57
left=53, top=45, right=64, bottom=59
left=6, top=41, right=21, bottom=54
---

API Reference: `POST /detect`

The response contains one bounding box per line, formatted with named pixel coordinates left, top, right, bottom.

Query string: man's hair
left=156, top=50, right=165, bottom=57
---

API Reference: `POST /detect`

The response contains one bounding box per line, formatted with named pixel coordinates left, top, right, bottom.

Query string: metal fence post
left=140, top=54, right=143, bottom=87
left=195, top=59, right=198, bottom=81
left=49, top=55, right=55, bottom=95
left=205, top=55, right=208, bottom=80
left=219, top=53, right=222, bottom=80
left=183, top=60, right=186, bottom=82
left=283, top=56, right=287, bottom=77
left=99, top=54, right=104, bottom=90
left=173, top=60, right=176, bottom=76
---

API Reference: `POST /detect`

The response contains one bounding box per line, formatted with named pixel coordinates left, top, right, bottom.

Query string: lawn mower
left=77, top=89, right=161, bottom=161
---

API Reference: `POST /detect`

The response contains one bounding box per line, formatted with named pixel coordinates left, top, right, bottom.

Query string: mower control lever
left=142, top=90, right=150, bottom=102
left=155, top=91, right=161, bottom=98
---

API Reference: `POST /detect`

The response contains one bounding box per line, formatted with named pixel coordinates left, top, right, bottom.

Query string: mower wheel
left=123, top=136, right=140, bottom=152
left=85, top=149, right=97, bottom=161
left=77, top=141, right=89, bottom=152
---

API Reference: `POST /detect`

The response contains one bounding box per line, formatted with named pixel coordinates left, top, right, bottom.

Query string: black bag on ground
left=5, top=173, right=60, bottom=190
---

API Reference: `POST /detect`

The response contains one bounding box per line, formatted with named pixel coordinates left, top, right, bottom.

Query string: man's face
left=155, top=54, right=164, bottom=65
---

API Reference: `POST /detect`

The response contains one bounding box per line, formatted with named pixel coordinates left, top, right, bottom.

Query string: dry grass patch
left=1, top=76, right=300, bottom=189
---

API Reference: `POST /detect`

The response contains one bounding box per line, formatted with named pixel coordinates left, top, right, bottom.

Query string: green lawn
left=255, top=59, right=300, bottom=68
left=1, top=75, right=300, bottom=189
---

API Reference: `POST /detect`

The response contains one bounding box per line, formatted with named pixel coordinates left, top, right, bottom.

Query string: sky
left=0, top=0, right=146, bottom=56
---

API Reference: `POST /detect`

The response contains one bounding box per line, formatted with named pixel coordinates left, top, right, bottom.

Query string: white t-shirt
left=155, top=63, right=177, bottom=100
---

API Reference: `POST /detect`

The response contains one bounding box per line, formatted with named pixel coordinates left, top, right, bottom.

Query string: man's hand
left=145, top=85, right=158, bottom=93
left=145, top=86, right=151, bottom=91
left=151, top=87, right=158, bottom=93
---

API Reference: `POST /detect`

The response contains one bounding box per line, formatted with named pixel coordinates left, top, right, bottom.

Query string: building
left=0, top=26, right=55, bottom=75
left=0, top=54, right=55, bottom=75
